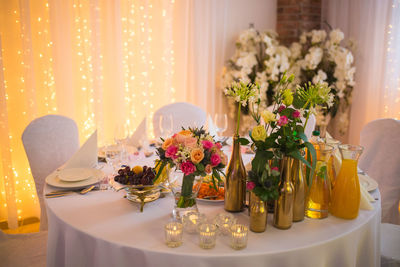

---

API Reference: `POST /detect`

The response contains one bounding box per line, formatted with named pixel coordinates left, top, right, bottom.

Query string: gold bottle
left=291, top=159, right=305, bottom=222
left=273, top=156, right=294, bottom=229
left=249, top=191, right=267, bottom=232
left=224, top=135, right=246, bottom=212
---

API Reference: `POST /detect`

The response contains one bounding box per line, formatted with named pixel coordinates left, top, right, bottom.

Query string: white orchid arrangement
left=288, top=29, right=356, bottom=134
left=223, top=27, right=356, bottom=135
left=222, top=27, right=291, bottom=135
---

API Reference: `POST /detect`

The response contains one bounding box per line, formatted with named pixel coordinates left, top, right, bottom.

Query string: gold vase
left=249, top=191, right=267, bottom=232
left=273, top=156, right=294, bottom=229
left=224, top=135, right=246, bottom=212
left=291, top=158, right=305, bottom=222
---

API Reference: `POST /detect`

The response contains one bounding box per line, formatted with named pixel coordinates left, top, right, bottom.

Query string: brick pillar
left=277, top=0, right=322, bottom=46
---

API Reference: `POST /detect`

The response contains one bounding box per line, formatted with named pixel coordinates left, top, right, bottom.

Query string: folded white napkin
left=207, top=115, right=218, bottom=137
left=64, top=130, right=98, bottom=169
left=127, top=117, right=147, bottom=148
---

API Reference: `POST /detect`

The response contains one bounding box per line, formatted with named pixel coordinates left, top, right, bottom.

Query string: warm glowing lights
left=1, top=0, right=178, bottom=230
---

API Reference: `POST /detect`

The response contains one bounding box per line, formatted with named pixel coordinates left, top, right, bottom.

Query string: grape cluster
left=114, top=166, right=155, bottom=185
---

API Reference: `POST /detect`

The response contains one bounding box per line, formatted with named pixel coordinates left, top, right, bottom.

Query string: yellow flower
left=282, top=89, right=293, bottom=106
left=190, top=148, right=204, bottom=164
left=261, top=110, right=276, bottom=124
left=251, top=125, right=267, bottom=141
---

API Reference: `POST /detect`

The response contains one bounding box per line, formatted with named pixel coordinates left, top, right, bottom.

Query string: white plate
left=196, top=198, right=224, bottom=203
left=359, top=174, right=378, bottom=192
left=57, top=168, right=93, bottom=182
left=46, top=168, right=104, bottom=189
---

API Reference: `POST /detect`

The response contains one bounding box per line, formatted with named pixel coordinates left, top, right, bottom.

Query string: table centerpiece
left=154, top=127, right=227, bottom=220
left=245, top=73, right=334, bottom=230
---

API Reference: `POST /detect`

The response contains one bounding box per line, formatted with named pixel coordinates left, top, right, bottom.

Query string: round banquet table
left=45, top=159, right=381, bottom=267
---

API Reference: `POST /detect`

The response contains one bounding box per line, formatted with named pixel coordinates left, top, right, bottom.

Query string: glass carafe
left=325, top=138, right=341, bottom=189
left=305, top=144, right=333, bottom=219
left=329, top=144, right=364, bottom=219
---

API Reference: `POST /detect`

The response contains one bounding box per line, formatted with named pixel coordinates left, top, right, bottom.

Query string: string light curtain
left=0, top=0, right=276, bottom=229
left=323, top=0, right=400, bottom=144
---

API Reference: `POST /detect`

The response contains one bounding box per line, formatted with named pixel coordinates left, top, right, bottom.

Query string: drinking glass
left=159, top=114, right=173, bottom=138
left=330, top=144, right=364, bottom=219
left=214, top=113, right=228, bottom=138
left=114, top=123, right=130, bottom=164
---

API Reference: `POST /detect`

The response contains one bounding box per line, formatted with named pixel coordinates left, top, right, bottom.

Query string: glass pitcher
left=325, top=138, right=341, bottom=189
left=305, top=144, right=334, bottom=219
left=329, top=144, right=364, bottom=219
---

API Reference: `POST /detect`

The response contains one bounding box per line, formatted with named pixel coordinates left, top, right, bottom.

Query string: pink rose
left=165, top=145, right=178, bottom=159
left=184, top=137, right=198, bottom=148
left=210, top=153, right=221, bottom=167
left=205, top=164, right=213, bottom=174
left=277, top=115, right=288, bottom=126
left=271, top=166, right=279, bottom=172
left=202, top=140, right=214, bottom=150
left=181, top=161, right=196, bottom=176
left=292, top=110, right=300, bottom=118
left=214, top=142, right=222, bottom=149
left=278, top=105, right=286, bottom=113
left=246, top=181, right=256, bottom=191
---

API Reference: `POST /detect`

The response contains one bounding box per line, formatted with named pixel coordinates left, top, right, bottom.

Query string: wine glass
left=114, top=123, right=130, bottom=164
left=214, top=113, right=228, bottom=140
left=159, top=114, right=173, bottom=139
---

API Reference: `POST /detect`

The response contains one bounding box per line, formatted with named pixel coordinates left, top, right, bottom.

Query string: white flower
left=236, top=53, right=257, bottom=69
left=290, top=42, right=302, bottom=59
left=304, top=47, right=323, bottom=70
left=311, top=30, right=327, bottom=44
left=312, top=70, right=327, bottom=84
left=329, top=29, right=344, bottom=44
left=300, top=32, right=308, bottom=44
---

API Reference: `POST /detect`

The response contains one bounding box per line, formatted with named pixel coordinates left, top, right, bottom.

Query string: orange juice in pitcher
left=329, top=144, right=364, bottom=219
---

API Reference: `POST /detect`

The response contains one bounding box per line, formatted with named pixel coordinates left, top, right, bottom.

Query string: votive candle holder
left=230, top=224, right=248, bottom=250
left=164, top=222, right=183, bottom=248
left=182, top=211, right=207, bottom=234
left=198, top=223, right=217, bottom=249
left=213, top=213, right=237, bottom=235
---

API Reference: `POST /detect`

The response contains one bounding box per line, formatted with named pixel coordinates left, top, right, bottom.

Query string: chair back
left=359, top=118, right=400, bottom=224
left=153, top=102, right=207, bottom=137
left=22, top=115, right=80, bottom=230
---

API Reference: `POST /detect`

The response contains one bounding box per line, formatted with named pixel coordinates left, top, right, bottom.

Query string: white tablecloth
left=45, top=171, right=381, bottom=267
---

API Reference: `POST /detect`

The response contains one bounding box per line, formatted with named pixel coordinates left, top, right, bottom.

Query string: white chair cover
left=380, top=223, right=400, bottom=267
left=153, top=102, right=206, bottom=137
left=22, top=115, right=80, bottom=231
left=0, top=230, right=47, bottom=267
left=359, top=118, right=400, bottom=225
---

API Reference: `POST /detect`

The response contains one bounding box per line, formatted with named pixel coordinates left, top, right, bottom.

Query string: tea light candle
left=198, top=223, right=217, bottom=249
left=182, top=211, right=207, bottom=234
left=230, top=224, right=248, bottom=250
left=164, top=222, right=183, bottom=248
left=213, top=213, right=237, bottom=235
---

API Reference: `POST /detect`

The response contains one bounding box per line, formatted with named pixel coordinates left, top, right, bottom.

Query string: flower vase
left=291, top=158, right=306, bottom=222
left=224, top=135, right=246, bottom=212
left=249, top=191, right=267, bottom=232
left=273, top=156, right=294, bottom=229
left=168, top=171, right=203, bottom=221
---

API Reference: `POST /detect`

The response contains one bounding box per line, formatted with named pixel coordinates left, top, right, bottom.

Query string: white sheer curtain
left=0, top=0, right=276, bottom=229
left=322, top=0, right=400, bottom=144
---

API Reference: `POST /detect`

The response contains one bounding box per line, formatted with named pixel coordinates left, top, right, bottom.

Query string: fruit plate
left=196, top=197, right=224, bottom=203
